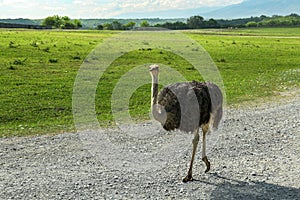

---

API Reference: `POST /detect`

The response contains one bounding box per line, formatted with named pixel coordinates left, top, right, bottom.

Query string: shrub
left=13, top=59, right=27, bottom=65
left=9, top=41, right=17, bottom=48
left=49, top=58, right=58, bottom=63
left=43, top=47, right=50, bottom=52
left=73, top=55, right=81, bottom=60
left=246, top=21, right=258, bottom=27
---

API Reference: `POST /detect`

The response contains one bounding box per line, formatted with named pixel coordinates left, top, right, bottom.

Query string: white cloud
left=0, top=0, right=244, bottom=18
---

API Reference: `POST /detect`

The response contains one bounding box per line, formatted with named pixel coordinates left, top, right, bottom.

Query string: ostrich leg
left=183, top=128, right=200, bottom=182
left=201, top=124, right=211, bottom=173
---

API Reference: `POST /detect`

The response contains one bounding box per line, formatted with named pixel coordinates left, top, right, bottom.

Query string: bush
left=140, top=20, right=150, bottom=27
left=49, top=58, right=58, bottom=63
left=13, top=59, right=27, bottom=65
left=9, top=41, right=17, bottom=48
left=246, top=21, right=258, bottom=27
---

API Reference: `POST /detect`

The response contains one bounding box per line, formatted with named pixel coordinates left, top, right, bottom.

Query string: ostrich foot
left=202, top=156, right=211, bottom=173
left=183, top=174, right=193, bottom=183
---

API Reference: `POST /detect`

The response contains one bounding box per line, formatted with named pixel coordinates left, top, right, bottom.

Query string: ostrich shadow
left=196, top=173, right=300, bottom=200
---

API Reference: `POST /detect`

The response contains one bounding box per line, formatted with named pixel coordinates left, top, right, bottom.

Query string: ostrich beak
left=149, top=64, right=159, bottom=72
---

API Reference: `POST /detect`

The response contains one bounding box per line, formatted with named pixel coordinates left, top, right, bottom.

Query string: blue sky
left=0, top=0, right=244, bottom=19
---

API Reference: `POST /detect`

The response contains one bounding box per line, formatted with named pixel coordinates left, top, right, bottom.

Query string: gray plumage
left=158, top=81, right=222, bottom=133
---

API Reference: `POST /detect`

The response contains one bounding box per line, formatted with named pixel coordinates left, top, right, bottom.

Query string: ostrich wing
left=157, top=81, right=212, bottom=133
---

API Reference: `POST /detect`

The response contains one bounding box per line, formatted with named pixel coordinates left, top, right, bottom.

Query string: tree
left=206, top=18, right=218, bottom=28
left=259, top=15, right=268, bottom=20
left=173, top=21, right=188, bottom=29
left=187, top=15, right=205, bottom=29
left=289, top=13, right=299, bottom=17
left=97, top=24, right=104, bottom=30
left=156, top=21, right=188, bottom=30
left=140, top=20, right=150, bottom=27
left=73, top=19, right=82, bottom=29
left=246, top=21, right=258, bottom=27
left=42, top=15, right=61, bottom=28
left=124, top=21, right=136, bottom=30
left=61, top=21, right=75, bottom=29
left=112, top=21, right=123, bottom=30
left=102, top=23, right=113, bottom=30
left=62, top=16, right=71, bottom=21
left=41, top=15, right=82, bottom=29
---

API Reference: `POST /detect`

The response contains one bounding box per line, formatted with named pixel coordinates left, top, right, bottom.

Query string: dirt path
left=1, top=95, right=299, bottom=199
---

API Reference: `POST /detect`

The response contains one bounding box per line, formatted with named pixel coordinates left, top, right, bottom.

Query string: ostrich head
left=149, top=64, right=159, bottom=77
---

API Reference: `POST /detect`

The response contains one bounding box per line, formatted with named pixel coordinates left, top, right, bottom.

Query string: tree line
left=23, top=13, right=300, bottom=30
left=95, top=16, right=217, bottom=30
left=96, top=13, right=300, bottom=30
left=245, top=14, right=300, bottom=27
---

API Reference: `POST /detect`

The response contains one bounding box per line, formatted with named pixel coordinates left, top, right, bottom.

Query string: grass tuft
left=49, top=58, right=58, bottom=63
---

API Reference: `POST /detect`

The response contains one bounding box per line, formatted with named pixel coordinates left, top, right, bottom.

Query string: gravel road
left=1, top=95, right=299, bottom=199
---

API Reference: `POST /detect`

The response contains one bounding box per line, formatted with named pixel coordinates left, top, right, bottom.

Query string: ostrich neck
left=151, top=74, right=159, bottom=107
left=150, top=73, right=166, bottom=124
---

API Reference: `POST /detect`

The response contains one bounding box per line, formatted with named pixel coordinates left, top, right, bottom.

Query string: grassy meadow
left=0, top=28, right=299, bottom=137
left=185, top=27, right=300, bottom=36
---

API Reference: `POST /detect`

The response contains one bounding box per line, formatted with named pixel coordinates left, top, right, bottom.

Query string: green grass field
left=185, top=27, right=300, bottom=36
left=0, top=28, right=299, bottom=137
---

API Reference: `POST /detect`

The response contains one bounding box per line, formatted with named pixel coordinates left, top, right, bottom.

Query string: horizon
left=0, top=0, right=244, bottom=19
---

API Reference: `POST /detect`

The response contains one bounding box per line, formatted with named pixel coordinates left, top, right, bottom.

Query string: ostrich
left=149, top=64, right=223, bottom=182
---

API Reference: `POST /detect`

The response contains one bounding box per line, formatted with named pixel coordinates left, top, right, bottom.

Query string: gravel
left=1, top=95, right=299, bottom=199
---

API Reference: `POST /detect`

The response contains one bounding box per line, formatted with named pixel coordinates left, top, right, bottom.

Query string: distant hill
left=115, top=0, right=300, bottom=19
left=111, top=0, right=300, bottom=19
left=116, top=6, right=222, bottom=19
left=202, top=0, right=300, bottom=19
left=0, top=18, right=41, bottom=25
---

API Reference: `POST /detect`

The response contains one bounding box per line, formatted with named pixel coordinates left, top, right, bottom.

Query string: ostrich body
left=149, top=64, right=223, bottom=182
